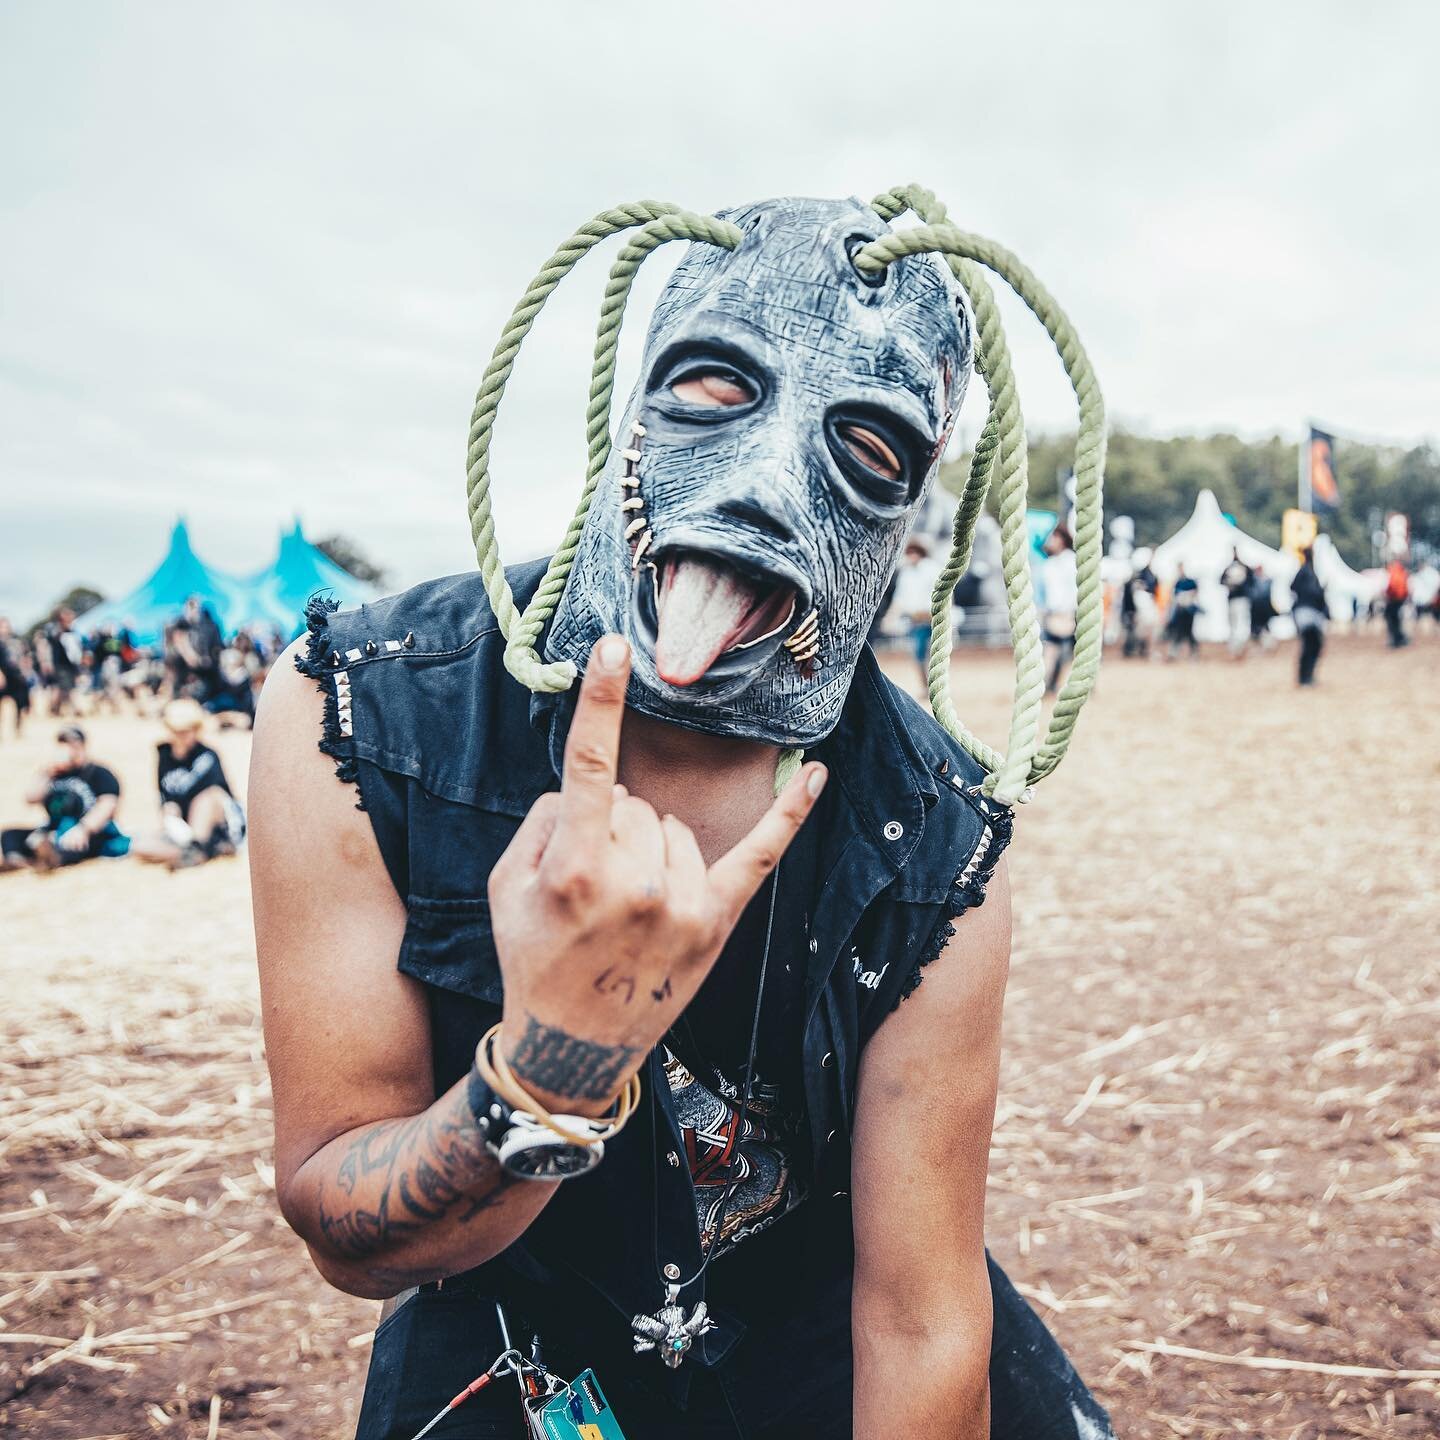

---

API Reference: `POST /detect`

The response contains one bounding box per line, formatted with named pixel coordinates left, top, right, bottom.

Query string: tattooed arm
left=250, top=647, right=563, bottom=1298
left=251, top=636, right=823, bottom=1297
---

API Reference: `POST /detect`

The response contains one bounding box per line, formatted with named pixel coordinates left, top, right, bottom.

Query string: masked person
left=251, top=197, right=1113, bottom=1439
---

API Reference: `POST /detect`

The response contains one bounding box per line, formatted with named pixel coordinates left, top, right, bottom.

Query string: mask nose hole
left=844, top=234, right=887, bottom=290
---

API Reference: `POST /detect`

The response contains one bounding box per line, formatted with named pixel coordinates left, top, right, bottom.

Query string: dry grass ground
left=1, top=630, right=1436, bottom=1438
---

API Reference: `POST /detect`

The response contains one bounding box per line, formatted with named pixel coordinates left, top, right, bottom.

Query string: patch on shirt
left=663, top=1051, right=806, bottom=1259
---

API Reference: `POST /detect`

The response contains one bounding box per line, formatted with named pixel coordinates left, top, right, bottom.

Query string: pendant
left=630, top=1283, right=714, bottom=1369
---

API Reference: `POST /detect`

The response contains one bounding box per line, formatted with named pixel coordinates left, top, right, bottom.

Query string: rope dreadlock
left=863, top=184, right=1106, bottom=800
left=462, top=188, right=1105, bottom=805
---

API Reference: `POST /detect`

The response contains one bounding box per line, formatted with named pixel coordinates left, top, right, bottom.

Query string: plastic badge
left=539, top=1369, right=628, bottom=1440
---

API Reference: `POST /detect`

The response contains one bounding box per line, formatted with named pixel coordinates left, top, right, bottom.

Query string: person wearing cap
left=1, top=726, right=129, bottom=871
left=132, top=699, right=246, bottom=869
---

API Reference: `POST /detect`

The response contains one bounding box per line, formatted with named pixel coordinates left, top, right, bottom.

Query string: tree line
left=940, top=430, right=1440, bottom=568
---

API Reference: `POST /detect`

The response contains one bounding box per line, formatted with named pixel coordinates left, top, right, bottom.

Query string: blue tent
left=78, top=518, right=378, bottom=648
left=242, top=521, right=378, bottom=640
left=77, top=519, right=250, bottom=648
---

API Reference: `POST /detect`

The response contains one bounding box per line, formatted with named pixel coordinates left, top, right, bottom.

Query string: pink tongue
left=655, top=555, right=765, bottom=686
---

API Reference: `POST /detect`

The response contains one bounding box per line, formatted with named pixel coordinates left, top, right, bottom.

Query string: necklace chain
left=656, top=863, right=781, bottom=1293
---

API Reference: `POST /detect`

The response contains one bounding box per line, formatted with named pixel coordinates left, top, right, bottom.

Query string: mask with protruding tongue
left=654, top=553, right=795, bottom=687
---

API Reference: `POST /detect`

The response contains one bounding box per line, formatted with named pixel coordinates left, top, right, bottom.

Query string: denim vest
left=299, top=559, right=1010, bottom=1382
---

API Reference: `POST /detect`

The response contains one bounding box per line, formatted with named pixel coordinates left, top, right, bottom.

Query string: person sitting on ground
left=131, top=699, right=246, bottom=868
left=203, top=646, right=258, bottom=729
left=1, top=726, right=129, bottom=871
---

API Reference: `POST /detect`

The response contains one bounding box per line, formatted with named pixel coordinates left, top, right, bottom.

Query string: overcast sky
left=2, top=1, right=1437, bottom=622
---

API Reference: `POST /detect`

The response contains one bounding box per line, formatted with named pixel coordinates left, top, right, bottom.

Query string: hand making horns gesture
left=487, top=634, right=827, bottom=1115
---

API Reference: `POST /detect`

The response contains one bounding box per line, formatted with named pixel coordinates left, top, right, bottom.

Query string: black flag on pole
left=1308, top=427, right=1339, bottom=512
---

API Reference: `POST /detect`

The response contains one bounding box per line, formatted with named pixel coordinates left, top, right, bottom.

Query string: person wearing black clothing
left=251, top=193, right=1114, bottom=1440
left=1166, top=564, right=1201, bottom=659
left=132, top=699, right=246, bottom=868
left=168, top=597, right=224, bottom=699
left=1291, top=548, right=1330, bottom=686
left=1247, top=565, right=1276, bottom=646
left=1121, top=551, right=1158, bottom=658
left=1, top=726, right=129, bottom=870
left=0, top=617, right=30, bottom=740
left=35, top=608, right=80, bottom=715
left=1221, top=548, right=1253, bottom=657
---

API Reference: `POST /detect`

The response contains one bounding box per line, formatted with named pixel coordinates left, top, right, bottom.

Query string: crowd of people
left=0, top=700, right=244, bottom=875
left=876, top=526, right=1439, bottom=693
left=0, top=597, right=283, bottom=737
left=3, top=547, right=1434, bottom=881
left=1112, top=543, right=1439, bottom=685
left=0, top=594, right=277, bottom=876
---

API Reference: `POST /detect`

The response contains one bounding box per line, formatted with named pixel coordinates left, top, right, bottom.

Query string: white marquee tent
left=1152, top=490, right=1292, bottom=642
left=1312, top=534, right=1382, bottom=615
left=1151, top=491, right=1378, bottom=640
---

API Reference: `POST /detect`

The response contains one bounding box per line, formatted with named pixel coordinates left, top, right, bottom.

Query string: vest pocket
left=398, top=894, right=505, bottom=1005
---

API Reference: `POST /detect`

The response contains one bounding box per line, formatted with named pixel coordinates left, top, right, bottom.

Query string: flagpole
left=1298, top=421, right=1310, bottom=513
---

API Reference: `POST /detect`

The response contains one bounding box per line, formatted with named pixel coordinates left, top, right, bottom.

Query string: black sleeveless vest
left=298, top=559, right=1010, bottom=1382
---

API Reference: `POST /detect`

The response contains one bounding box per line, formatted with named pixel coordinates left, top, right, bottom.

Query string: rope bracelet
left=473, top=1022, right=642, bottom=1148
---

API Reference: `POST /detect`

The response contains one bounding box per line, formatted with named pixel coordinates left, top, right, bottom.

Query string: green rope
left=505, top=209, right=745, bottom=687
left=460, top=189, right=1102, bottom=805
left=864, top=185, right=1106, bottom=802
left=459, top=203, right=803, bottom=796
left=464, top=201, right=686, bottom=692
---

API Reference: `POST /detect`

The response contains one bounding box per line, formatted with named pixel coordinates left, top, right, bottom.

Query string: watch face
left=498, top=1130, right=604, bottom=1181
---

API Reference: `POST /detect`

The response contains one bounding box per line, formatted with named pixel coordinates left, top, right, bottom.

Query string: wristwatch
left=467, top=1062, right=608, bottom=1181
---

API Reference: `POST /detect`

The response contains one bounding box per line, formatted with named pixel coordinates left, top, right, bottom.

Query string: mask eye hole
left=825, top=409, right=926, bottom=510
left=669, top=369, right=755, bottom=407
left=837, top=423, right=901, bottom=482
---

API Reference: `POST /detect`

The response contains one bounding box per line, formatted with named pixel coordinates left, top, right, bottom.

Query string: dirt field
left=2, top=631, right=1437, bottom=1439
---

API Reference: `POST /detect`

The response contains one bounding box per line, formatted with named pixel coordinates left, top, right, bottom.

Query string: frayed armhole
left=293, top=595, right=364, bottom=809
left=892, top=803, right=1013, bottom=1010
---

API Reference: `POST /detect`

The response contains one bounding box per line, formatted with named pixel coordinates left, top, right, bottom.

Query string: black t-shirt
left=157, top=742, right=231, bottom=820
left=662, top=809, right=824, bottom=1259
left=44, top=763, right=120, bottom=828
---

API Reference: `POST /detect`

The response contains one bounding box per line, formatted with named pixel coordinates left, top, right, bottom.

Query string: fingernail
left=598, top=635, right=628, bottom=670
left=806, top=766, right=827, bottom=798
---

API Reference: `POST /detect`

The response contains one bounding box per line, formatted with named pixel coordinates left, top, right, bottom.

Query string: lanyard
left=634, top=865, right=781, bottom=1367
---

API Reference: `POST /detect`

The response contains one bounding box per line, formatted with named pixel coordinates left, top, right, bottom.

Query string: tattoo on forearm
left=509, top=1012, right=640, bottom=1101
left=315, top=1087, right=514, bottom=1261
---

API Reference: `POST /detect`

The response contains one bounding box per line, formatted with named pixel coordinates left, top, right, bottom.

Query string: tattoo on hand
left=650, top=977, right=672, bottom=1004
left=316, top=1089, right=515, bottom=1260
left=509, top=1012, right=641, bottom=1101
left=593, top=966, right=636, bottom=1005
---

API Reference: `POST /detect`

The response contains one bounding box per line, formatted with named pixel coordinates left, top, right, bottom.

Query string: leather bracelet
left=475, top=1023, right=641, bottom=1147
